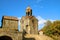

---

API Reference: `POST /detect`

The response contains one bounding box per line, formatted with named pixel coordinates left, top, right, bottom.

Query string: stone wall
left=0, top=28, right=23, bottom=40
left=0, top=16, right=23, bottom=40
left=1, top=16, right=18, bottom=30
left=20, top=16, right=38, bottom=34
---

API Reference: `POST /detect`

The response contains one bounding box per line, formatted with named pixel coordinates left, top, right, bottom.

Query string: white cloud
left=36, top=16, right=55, bottom=30
left=36, top=16, right=46, bottom=25
left=49, top=19, right=55, bottom=22
left=18, top=17, right=21, bottom=19
left=18, top=17, right=21, bottom=31
left=18, top=17, right=21, bottom=25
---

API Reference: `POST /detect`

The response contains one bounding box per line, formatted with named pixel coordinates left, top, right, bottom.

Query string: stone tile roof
left=2, top=16, right=18, bottom=21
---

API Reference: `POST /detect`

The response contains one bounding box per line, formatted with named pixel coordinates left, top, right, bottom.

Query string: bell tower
left=20, top=6, right=38, bottom=34
left=26, top=6, right=32, bottom=16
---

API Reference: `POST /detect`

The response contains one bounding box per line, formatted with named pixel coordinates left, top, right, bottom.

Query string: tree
left=44, top=20, right=52, bottom=27
left=42, top=20, right=52, bottom=32
left=42, top=20, right=60, bottom=40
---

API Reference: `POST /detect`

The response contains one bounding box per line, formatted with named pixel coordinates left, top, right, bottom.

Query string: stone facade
left=0, top=16, right=23, bottom=40
left=2, top=16, right=18, bottom=30
left=0, top=7, right=38, bottom=40
left=20, top=16, right=38, bottom=34
left=20, top=7, right=38, bottom=34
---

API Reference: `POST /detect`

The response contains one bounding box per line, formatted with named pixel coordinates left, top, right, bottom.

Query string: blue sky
left=0, top=0, right=60, bottom=30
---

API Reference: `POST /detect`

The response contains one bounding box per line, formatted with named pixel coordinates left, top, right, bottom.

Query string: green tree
left=42, top=20, right=60, bottom=40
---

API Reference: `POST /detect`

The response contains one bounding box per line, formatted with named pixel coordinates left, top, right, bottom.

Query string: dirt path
left=25, top=34, right=53, bottom=40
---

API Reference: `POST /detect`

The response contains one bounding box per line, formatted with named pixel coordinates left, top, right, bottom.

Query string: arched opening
left=0, top=36, right=12, bottom=40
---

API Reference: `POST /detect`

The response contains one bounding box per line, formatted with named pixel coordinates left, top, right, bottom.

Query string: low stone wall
left=0, top=29, right=23, bottom=40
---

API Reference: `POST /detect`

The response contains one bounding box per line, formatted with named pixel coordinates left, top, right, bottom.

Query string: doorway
left=0, top=36, right=12, bottom=40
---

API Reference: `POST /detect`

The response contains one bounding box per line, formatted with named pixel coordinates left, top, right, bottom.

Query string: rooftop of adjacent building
left=2, top=16, right=18, bottom=21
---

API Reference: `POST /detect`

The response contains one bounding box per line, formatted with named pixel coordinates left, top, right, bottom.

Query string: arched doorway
left=0, top=36, right=12, bottom=40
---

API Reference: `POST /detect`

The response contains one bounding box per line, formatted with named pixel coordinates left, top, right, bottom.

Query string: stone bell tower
left=20, top=6, right=38, bottom=34
left=26, top=7, right=32, bottom=16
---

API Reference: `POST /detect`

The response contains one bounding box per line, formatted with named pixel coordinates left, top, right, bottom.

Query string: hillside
left=42, top=20, right=60, bottom=40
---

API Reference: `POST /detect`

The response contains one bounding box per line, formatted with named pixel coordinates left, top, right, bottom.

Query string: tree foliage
left=42, top=20, right=60, bottom=40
